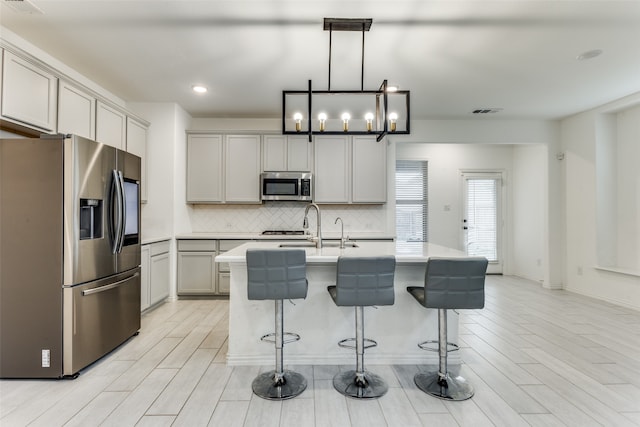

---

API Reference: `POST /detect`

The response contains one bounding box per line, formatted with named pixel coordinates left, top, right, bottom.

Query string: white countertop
left=215, top=240, right=467, bottom=264
left=176, top=232, right=395, bottom=241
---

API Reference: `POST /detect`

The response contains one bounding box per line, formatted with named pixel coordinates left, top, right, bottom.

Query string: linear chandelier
left=282, top=18, right=411, bottom=142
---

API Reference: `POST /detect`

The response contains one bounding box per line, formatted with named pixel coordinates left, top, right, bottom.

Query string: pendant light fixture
left=282, top=18, right=411, bottom=142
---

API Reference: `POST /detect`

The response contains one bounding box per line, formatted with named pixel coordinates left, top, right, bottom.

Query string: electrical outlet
left=577, top=266, right=583, bottom=275
left=41, top=349, right=50, bottom=368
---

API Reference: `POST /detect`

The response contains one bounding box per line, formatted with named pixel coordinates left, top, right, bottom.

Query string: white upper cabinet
left=57, top=80, right=96, bottom=140
left=352, top=136, right=387, bottom=203
left=225, top=134, right=261, bottom=203
left=126, top=117, right=148, bottom=203
left=263, top=135, right=287, bottom=171
left=263, top=135, right=312, bottom=172
left=96, top=101, right=126, bottom=149
left=187, top=134, right=224, bottom=203
left=1, top=51, right=58, bottom=132
left=314, top=135, right=387, bottom=204
left=314, top=135, right=350, bottom=203
left=186, top=133, right=261, bottom=204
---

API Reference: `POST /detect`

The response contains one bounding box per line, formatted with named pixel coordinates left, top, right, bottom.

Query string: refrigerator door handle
left=81, top=272, right=140, bottom=296
left=110, top=169, right=124, bottom=254
left=116, top=170, right=126, bottom=253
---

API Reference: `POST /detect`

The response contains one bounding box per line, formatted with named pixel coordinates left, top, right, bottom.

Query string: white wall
left=562, top=94, right=640, bottom=311
left=512, top=144, right=547, bottom=283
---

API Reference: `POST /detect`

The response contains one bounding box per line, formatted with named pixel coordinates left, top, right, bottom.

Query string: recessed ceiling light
left=192, top=85, right=208, bottom=94
left=576, top=49, right=603, bottom=61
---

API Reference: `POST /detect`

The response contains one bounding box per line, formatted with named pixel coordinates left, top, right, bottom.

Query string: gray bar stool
left=406, top=257, right=488, bottom=401
left=327, top=256, right=396, bottom=399
left=246, top=249, right=308, bottom=400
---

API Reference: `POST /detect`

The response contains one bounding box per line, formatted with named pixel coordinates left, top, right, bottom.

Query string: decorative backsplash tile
left=190, top=203, right=387, bottom=234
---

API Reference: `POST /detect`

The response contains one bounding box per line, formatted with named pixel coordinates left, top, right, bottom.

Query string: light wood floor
left=1, top=275, right=639, bottom=426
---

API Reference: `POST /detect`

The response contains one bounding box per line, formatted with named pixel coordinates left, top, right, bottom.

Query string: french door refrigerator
left=0, top=134, right=141, bottom=378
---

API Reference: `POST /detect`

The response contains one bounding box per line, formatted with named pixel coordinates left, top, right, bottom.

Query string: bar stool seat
left=246, top=249, right=308, bottom=400
left=327, top=256, right=395, bottom=399
left=407, top=257, right=488, bottom=401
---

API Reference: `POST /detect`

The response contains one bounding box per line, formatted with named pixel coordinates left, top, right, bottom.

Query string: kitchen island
left=215, top=240, right=471, bottom=366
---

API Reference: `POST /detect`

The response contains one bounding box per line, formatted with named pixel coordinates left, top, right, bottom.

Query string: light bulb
left=389, top=112, right=398, bottom=132
left=293, top=112, right=303, bottom=132
left=318, top=112, right=327, bottom=132
left=341, top=113, right=351, bottom=132
left=365, top=112, right=374, bottom=132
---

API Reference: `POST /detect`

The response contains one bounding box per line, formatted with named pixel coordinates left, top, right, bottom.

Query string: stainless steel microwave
left=261, top=172, right=312, bottom=201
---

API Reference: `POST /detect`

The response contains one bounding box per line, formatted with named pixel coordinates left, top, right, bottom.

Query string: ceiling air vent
left=472, top=108, right=503, bottom=114
left=2, top=0, right=43, bottom=14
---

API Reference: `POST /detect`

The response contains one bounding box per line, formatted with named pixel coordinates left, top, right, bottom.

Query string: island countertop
left=215, top=240, right=468, bottom=264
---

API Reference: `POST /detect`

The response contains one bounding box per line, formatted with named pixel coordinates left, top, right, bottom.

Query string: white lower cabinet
left=177, top=239, right=251, bottom=296
left=141, top=240, right=170, bottom=311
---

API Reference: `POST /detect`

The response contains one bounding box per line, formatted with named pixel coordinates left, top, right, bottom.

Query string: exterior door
left=462, top=172, right=503, bottom=274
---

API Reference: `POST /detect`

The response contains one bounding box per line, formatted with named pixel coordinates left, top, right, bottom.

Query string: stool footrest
left=260, top=332, right=301, bottom=344
left=417, top=340, right=459, bottom=353
left=338, top=337, right=377, bottom=350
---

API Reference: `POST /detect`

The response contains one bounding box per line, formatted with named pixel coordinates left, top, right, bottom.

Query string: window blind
left=396, top=160, right=428, bottom=242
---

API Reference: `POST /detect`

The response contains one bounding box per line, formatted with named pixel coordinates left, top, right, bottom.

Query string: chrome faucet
left=303, top=203, right=322, bottom=248
left=335, top=217, right=346, bottom=249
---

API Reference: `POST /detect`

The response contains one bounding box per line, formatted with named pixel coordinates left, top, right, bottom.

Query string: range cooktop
left=261, top=230, right=306, bottom=236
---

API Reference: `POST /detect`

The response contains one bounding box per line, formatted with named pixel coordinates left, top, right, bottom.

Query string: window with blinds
left=396, top=160, right=428, bottom=242
left=465, top=177, right=498, bottom=261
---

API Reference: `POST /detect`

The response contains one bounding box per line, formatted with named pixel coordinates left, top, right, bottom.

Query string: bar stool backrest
left=423, top=257, right=488, bottom=309
left=246, top=249, right=308, bottom=300
left=334, top=256, right=396, bottom=306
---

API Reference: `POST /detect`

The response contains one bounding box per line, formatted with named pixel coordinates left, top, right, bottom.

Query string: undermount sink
left=278, top=241, right=358, bottom=248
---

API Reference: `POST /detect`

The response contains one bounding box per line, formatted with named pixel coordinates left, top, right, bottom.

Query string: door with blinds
left=462, top=172, right=503, bottom=274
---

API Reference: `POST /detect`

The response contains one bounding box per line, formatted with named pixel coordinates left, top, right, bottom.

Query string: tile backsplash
left=190, top=202, right=388, bottom=234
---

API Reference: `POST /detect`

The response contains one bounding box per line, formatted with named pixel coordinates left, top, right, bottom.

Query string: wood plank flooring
left=1, top=275, right=639, bottom=426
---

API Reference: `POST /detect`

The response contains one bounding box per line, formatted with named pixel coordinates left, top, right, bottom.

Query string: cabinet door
left=225, top=134, right=261, bottom=203
left=1, top=51, right=57, bottom=132
left=177, top=252, right=216, bottom=295
left=140, top=245, right=150, bottom=311
left=263, top=135, right=287, bottom=171
left=314, top=135, right=349, bottom=203
left=126, top=117, right=148, bottom=203
left=352, top=136, right=387, bottom=203
left=149, top=252, right=170, bottom=304
left=96, top=101, right=126, bottom=149
left=187, top=134, right=223, bottom=202
left=287, top=135, right=312, bottom=171
left=58, top=81, right=96, bottom=139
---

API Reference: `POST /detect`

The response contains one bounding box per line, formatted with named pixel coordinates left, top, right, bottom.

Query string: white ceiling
left=2, top=0, right=639, bottom=120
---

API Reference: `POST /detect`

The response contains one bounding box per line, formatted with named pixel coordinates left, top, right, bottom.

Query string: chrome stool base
left=333, top=370, right=388, bottom=399
left=252, top=370, right=307, bottom=400
left=414, top=371, right=474, bottom=401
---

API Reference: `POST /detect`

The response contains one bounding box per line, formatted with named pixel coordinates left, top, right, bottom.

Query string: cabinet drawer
left=178, top=240, right=217, bottom=251
left=218, top=273, right=230, bottom=295
left=218, top=239, right=252, bottom=251
left=150, top=240, right=170, bottom=256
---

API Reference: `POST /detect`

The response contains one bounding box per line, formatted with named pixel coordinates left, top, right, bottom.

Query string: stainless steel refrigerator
left=0, top=134, right=141, bottom=378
